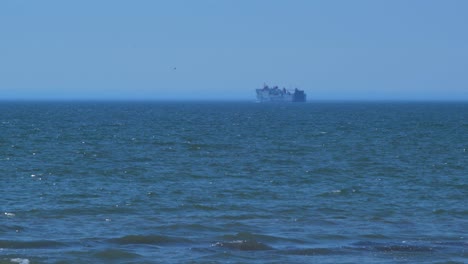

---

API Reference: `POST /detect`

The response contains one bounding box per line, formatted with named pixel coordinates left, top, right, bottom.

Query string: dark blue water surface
left=1, top=102, right=467, bottom=263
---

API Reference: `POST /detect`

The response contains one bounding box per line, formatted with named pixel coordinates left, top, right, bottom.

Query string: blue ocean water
left=1, top=102, right=467, bottom=264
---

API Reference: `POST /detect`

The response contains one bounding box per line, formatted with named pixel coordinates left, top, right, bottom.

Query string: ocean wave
left=431, top=261, right=465, bottom=264
left=160, top=223, right=224, bottom=232
left=211, top=240, right=273, bottom=251
left=360, top=233, right=390, bottom=239
left=93, top=249, right=141, bottom=260
left=0, top=240, right=66, bottom=249
left=217, top=213, right=272, bottom=220
left=432, top=208, right=468, bottom=216
left=35, top=206, right=137, bottom=218
left=107, top=234, right=190, bottom=245
left=10, top=258, right=30, bottom=264
left=316, top=187, right=361, bottom=197
left=0, top=225, right=26, bottom=233
left=218, top=232, right=299, bottom=244
left=210, top=232, right=309, bottom=251
left=350, top=241, right=437, bottom=252
left=282, top=247, right=345, bottom=256
left=433, top=241, right=468, bottom=248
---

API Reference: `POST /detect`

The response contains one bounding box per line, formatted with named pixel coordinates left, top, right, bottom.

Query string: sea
left=1, top=101, right=467, bottom=264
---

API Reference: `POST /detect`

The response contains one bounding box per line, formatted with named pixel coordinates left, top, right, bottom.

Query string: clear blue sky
left=1, top=0, right=467, bottom=100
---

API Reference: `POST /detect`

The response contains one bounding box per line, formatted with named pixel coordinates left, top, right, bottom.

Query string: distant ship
left=256, top=84, right=306, bottom=102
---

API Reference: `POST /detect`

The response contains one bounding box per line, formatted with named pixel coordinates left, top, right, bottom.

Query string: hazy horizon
left=1, top=0, right=467, bottom=101
left=2, top=98, right=468, bottom=103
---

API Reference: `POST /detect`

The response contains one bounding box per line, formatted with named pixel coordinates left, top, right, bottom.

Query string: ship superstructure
left=256, top=84, right=306, bottom=102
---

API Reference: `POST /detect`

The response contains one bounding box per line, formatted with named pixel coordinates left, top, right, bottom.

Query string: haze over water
left=1, top=102, right=467, bottom=263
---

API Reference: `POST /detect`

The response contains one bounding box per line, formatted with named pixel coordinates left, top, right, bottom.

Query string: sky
left=1, top=0, right=467, bottom=101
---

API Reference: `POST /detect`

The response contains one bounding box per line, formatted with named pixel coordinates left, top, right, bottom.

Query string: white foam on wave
left=4, top=212, right=15, bottom=217
left=10, top=258, right=30, bottom=264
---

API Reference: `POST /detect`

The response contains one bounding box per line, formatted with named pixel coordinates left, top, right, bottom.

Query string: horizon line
left=1, top=98, right=468, bottom=103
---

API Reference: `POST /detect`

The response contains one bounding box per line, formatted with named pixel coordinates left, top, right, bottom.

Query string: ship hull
left=256, top=86, right=306, bottom=102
